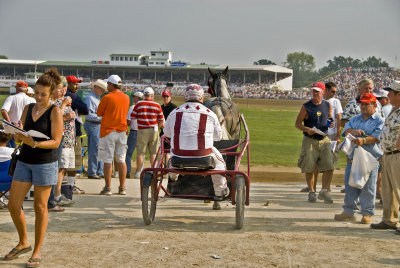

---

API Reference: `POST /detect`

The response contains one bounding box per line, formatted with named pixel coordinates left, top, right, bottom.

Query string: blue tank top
left=303, top=99, right=330, bottom=140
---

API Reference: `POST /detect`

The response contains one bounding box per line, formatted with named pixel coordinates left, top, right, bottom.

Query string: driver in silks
left=163, top=84, right=229, bottom=201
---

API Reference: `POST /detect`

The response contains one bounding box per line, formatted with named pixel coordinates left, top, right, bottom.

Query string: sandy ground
left=1, top=171, right=400, bottom=268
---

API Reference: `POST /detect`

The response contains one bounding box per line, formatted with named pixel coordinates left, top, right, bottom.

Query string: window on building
left=111, top=56, right=114, bottom=61
left=125, top=57, right=128, bottom=61
left=116, top=57, right=119, bottom=61
left=151, top=53, right=156, bottom=56
left=130, top=57, right=133, bottom=61
left=161, top=62, right=164, bottom=65
left=162, top=53, right=165, bottom=56
left=134, top=57, right=138, bottom=61
left=149, top=62, right=154, bottom=65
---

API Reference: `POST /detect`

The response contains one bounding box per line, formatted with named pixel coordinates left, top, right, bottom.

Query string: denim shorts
left=13, top=160, right=58, bottom=186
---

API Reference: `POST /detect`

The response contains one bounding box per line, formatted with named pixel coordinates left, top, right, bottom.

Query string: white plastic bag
left=338, top=133, right=356, bottom=156
left=349, top=146, right=378, bottom=189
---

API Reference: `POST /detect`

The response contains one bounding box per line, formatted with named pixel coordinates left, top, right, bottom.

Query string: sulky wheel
left=235, top=175, right=246, bottom=229
left=142, top=171, right=157, bottom=225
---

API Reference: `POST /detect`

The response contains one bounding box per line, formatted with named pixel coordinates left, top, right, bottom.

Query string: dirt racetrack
left=1, top=169, right=399, bottom=268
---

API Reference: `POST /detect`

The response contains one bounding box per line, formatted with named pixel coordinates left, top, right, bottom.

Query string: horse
left=204, top=66, right=240, bottom=140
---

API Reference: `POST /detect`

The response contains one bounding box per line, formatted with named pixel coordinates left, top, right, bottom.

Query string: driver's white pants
left=169, top=147, right=227, bottom=196
left=211, top=147, right=227, bottom=196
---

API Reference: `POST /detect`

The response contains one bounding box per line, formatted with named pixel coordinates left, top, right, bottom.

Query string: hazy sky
left=0, top=0, right=399, bottom=69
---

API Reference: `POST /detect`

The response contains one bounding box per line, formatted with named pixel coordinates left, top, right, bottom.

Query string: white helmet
left=184, top=84, right=204, bottom=101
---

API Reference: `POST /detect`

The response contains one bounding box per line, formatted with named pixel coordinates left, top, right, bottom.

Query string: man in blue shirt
left=84, top=79, right=106, bottom=179
left=334, top=93, right=384, bottom=224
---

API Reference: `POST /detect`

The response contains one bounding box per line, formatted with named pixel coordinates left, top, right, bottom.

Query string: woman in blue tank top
left=3, top=69, right=63, bottom=268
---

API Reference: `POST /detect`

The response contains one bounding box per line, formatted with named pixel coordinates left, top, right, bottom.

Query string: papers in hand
left=1, top=120, right=50, bottom=139
left=338, top=133, right=356, bottom=156
left=311, top=127, right=327, bottom=136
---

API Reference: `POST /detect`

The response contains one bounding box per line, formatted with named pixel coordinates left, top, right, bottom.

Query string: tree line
left=254, top=53, right=390, bottom=88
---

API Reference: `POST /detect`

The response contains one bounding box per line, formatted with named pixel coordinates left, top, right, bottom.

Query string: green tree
left=361, top=56, right=389, bottom=68
left=285, top=52, right=316, bottom=87
left=0, top=55, right=7, bottom=59
left=286, top=52, right=315, bottom=73
left=326, top=56, right=361, bottom=70
left=253, top=59, right=276, bottom=65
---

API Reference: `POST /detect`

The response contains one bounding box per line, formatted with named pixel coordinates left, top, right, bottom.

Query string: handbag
left=8, top=145, right=20, bottom=177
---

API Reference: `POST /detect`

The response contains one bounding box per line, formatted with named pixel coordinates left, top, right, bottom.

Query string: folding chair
left=0, top=160, right=12, bottom=208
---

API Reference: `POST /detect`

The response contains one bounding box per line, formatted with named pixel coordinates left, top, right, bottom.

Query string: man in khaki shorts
left=97, top=75, right=130, bottom=195
left=131, top=87, right=165, bottom=179
left=295, top=82, right=335, bottom=203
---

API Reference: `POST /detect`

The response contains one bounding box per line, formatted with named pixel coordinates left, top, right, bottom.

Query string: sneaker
left=214, top=188, right=230, bottom=201
left=56, top=195, right=75, bottom=206
left=340, top=188, right=346, bottom=193
left=361, top=215, right=372, bottom=224
left=370, top=221, right=397, bottom=230
left=73, top=185, right=85, bottom=194
left=134, top=171, right=141, bottom=179
left=88, top=174, right=101, bottom=179
left=318, top=190, right=333, bottom=204
left=118, top=186, right=127, bottom=195
left=126, top=174, right=131, bottom=179
left=300, top=186, right=309, bottom=192
left=100, top=187, right=112, bottom=196
left=308, top=192, right=317, bottom=203
left=113, top=171, right=119, bottom=178
left=334, top=213, right=357, bottom=222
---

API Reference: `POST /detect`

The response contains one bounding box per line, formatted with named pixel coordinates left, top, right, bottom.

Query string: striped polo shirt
left=131, top=99, right=164, bottom=129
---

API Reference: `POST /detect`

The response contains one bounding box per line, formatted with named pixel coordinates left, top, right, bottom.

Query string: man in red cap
left=160, top=84, right=177, bottom=165
left=64, top=75, right=88, bottom=194
left=295, top=82, right=335, bottom=204
left=1, top=81, right=35, bottom=147
left=335, top=93, right=384, bottom=224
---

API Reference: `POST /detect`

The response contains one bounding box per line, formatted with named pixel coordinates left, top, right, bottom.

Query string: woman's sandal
left=26, top=257, right=41, bottom=268
left=3, top=246, right=32, bottom=260
left=48, top=206, right=65, bottom=212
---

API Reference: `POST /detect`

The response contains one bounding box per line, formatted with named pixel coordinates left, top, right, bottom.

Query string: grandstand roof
left=0, top=59, right=46, bottom=65
left=0, top=59, right=292, bottom=74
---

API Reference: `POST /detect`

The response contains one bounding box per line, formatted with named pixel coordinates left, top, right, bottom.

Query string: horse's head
left=208, top=66, right=230, bottom=99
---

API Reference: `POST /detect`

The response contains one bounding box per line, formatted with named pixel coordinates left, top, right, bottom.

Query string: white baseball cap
left=383, top=80, right=400, bottom=93
left=374, top=90, right=388, bottom=98
left=143, top=87, right=154, bottom=95
left=133, top=91, right=144, bottom=98
left=105, top=75, right=122, bottom=85
left=27, top=87, right=34, bottom=94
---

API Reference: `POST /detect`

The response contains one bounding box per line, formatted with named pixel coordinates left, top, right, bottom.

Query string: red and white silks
left=164, top=102, right=227, bottom=196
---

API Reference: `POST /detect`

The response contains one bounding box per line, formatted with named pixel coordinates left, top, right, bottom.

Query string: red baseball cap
left=162, top=90, right=171, bottom=97
left=311, top=82, right=325, bottom=92
left=66, top=75, right=82, bottom=83
left=16, top=81, right=28, bottom=88
left=358, top=93, right=377, bottom=103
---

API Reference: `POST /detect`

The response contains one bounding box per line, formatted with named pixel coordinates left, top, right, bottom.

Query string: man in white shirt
left=1, top=81, right=35, bottom=147
left=1, top=81, right=35, bottom=124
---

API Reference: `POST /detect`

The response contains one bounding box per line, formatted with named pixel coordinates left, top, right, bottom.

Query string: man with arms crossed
left=97, top=75, right=130, bottom=195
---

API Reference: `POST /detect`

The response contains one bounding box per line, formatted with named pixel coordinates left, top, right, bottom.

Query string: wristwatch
left=32, top=141, right=38, bottom=148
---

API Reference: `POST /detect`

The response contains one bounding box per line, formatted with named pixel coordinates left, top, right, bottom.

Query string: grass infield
left=0, top=94, right=347, bottom=168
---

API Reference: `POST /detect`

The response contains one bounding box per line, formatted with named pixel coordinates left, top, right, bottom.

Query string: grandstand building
left=0, top=51, right=293, bottom=91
